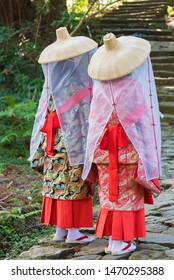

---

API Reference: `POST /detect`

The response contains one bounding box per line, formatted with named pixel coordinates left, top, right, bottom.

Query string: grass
left=0, top=148, right=55, bottom=259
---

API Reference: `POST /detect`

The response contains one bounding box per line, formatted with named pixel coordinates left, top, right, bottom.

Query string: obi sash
left=40, top=110, right=60, bottom=156
left=100, top=122, right=129, bottom=202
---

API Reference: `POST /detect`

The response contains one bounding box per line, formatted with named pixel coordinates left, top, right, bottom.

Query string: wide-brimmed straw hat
left=38, top=27, right=98, bottom=64
left=88, top=33, right=151, bottom=80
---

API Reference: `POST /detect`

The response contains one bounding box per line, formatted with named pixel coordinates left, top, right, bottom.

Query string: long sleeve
left=30, top=133, right=45, bottom=174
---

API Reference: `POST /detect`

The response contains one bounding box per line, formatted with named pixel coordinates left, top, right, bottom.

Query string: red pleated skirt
left=95, top=208, right=146, bottom=241
left=40, top=196, right=93, bottom=228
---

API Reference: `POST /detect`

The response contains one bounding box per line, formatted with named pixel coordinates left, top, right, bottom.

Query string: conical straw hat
left=38, top=27, right=98, bottom=64
left=88, top=33, right=151, bottom=80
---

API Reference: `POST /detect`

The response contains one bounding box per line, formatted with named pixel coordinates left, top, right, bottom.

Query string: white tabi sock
left=111, top=240, right=129, bottom=252
left=108, top=236, right=113, bottom=250
left=55, top=227, right=67, bottom=238
left=66, top=228, right=94, bottom=242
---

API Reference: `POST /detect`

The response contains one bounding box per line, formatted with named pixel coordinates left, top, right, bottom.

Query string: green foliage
left=167, top=5, right=174, bottom=15
left=51, top=10, right=84, bottom=31
left=0, top=24, right=43, bottom=160
left=0, top=26, right=43, bottom=101
left=0, top=206, right=54, bottom=259
left=68, top=0, right=89, bottom=14
left=0, top=98, right=37, bottom=157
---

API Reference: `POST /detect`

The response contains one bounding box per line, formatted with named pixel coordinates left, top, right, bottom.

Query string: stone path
left=17, top=0, right=174, bottom=260
left=16, top=174, right=174, bottom=260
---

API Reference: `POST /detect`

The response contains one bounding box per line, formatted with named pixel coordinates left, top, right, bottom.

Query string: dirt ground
left=0, top=165, right=42, bottom=211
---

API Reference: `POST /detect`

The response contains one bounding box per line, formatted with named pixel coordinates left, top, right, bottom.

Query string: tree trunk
left=0, top=0, right=34, bottom=26
left=0, top=0, right=67, bottom=27
left=49, top=0, right=67, bottom=20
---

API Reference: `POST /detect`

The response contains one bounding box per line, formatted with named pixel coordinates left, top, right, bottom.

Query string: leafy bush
left=167, top=5, right=174, bottom=15
left=0, top=206, right=54, bottom=260
left=0, top=25, right=44, bottom=160
left=0, top=98, right=37, bottom=158
left=0, top=26, right=43, bottom=102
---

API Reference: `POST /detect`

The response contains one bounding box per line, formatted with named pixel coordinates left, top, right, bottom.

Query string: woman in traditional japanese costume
left=82, top=33, right=162, bottom=255
left=29, top=27, right=98, bottom=243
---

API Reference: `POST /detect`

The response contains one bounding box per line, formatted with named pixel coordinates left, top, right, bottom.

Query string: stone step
left=123, top=0, right=167, bottom=4
left=105, top=0, right=168, bottom=12
left=153, top=63, right=174, bottom=71
left=155, top=77, right=174, bottom=86
left=102, top=28, right=172, bottom=36
left=154, top=71, right=174, bottom=78
left=151, top=51, right=174, bottom=57
left=108, top=2, right=166, bottom=8
left=105, top=5, right=165, bottom=11
left=99, top=31, right=174, bottom=42
left=99, top=21, right=166, bottom=29
left=160, top=113, right=174, bottom=124
left=117, top=3, right=167, bottom=12
left=158, top=97, right=174, bottom=105
left=122, top=0, right=167, bottom=3
left=158, top=94, right=174, bottom=102
left=96, top=33, right=174, bottom=42
left=159, top=101, right=174, bottom=113
left=150, top=41, right=174, bottom=52
left=157, top=85, right=174, bottom=95
left=105, top=10, right=164, bottom=16
left=117, top=10, right=165, bottom=15
left=103, top=9, right=160, bottom=16
left=109, top=1, right=166, bottom=8
left=102, top=13, right=162, bottom=19
left=99, top=18, right=165, bottom=24
left=117, top=6, right=165, bottom=12
left=139, top=232, right=174, bottom=247
left=151, top=56, right=174, bottom=63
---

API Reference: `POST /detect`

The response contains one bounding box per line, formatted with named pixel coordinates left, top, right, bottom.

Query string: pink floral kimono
left=82, top=58, right=162, bottom=241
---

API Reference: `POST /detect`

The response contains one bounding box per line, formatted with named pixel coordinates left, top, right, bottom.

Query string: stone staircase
left=96, top=0, right=174, bottom=124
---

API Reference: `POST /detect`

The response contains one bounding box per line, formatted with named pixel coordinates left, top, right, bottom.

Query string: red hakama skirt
left=95, top=208, right=146, bottom=241
left=40, top=196, right=93, bottom=228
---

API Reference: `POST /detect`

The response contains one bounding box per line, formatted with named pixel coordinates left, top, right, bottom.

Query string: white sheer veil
left=82, top=58, right=161, bottom=181
left=29, top=49, right=96, bottom=164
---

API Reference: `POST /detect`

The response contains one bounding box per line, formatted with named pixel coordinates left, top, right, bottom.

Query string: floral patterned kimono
left=31, top=99, right=93, bottom=228
left=29, top=50, right=96, bottom=229
left=93, top=112, right=146, bottom=240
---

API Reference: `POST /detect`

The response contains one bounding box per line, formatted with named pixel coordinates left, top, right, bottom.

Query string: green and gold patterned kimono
left=31, top=99, right=93, bottom=201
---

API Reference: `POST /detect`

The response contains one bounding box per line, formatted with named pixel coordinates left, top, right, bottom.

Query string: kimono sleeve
left=30, top=133, right=45, bottom=174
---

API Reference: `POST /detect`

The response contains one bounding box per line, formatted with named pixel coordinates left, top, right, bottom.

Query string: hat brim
left=38, top=36, right=98, bottom=64
left=88, top=36, right=151, bottom=80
